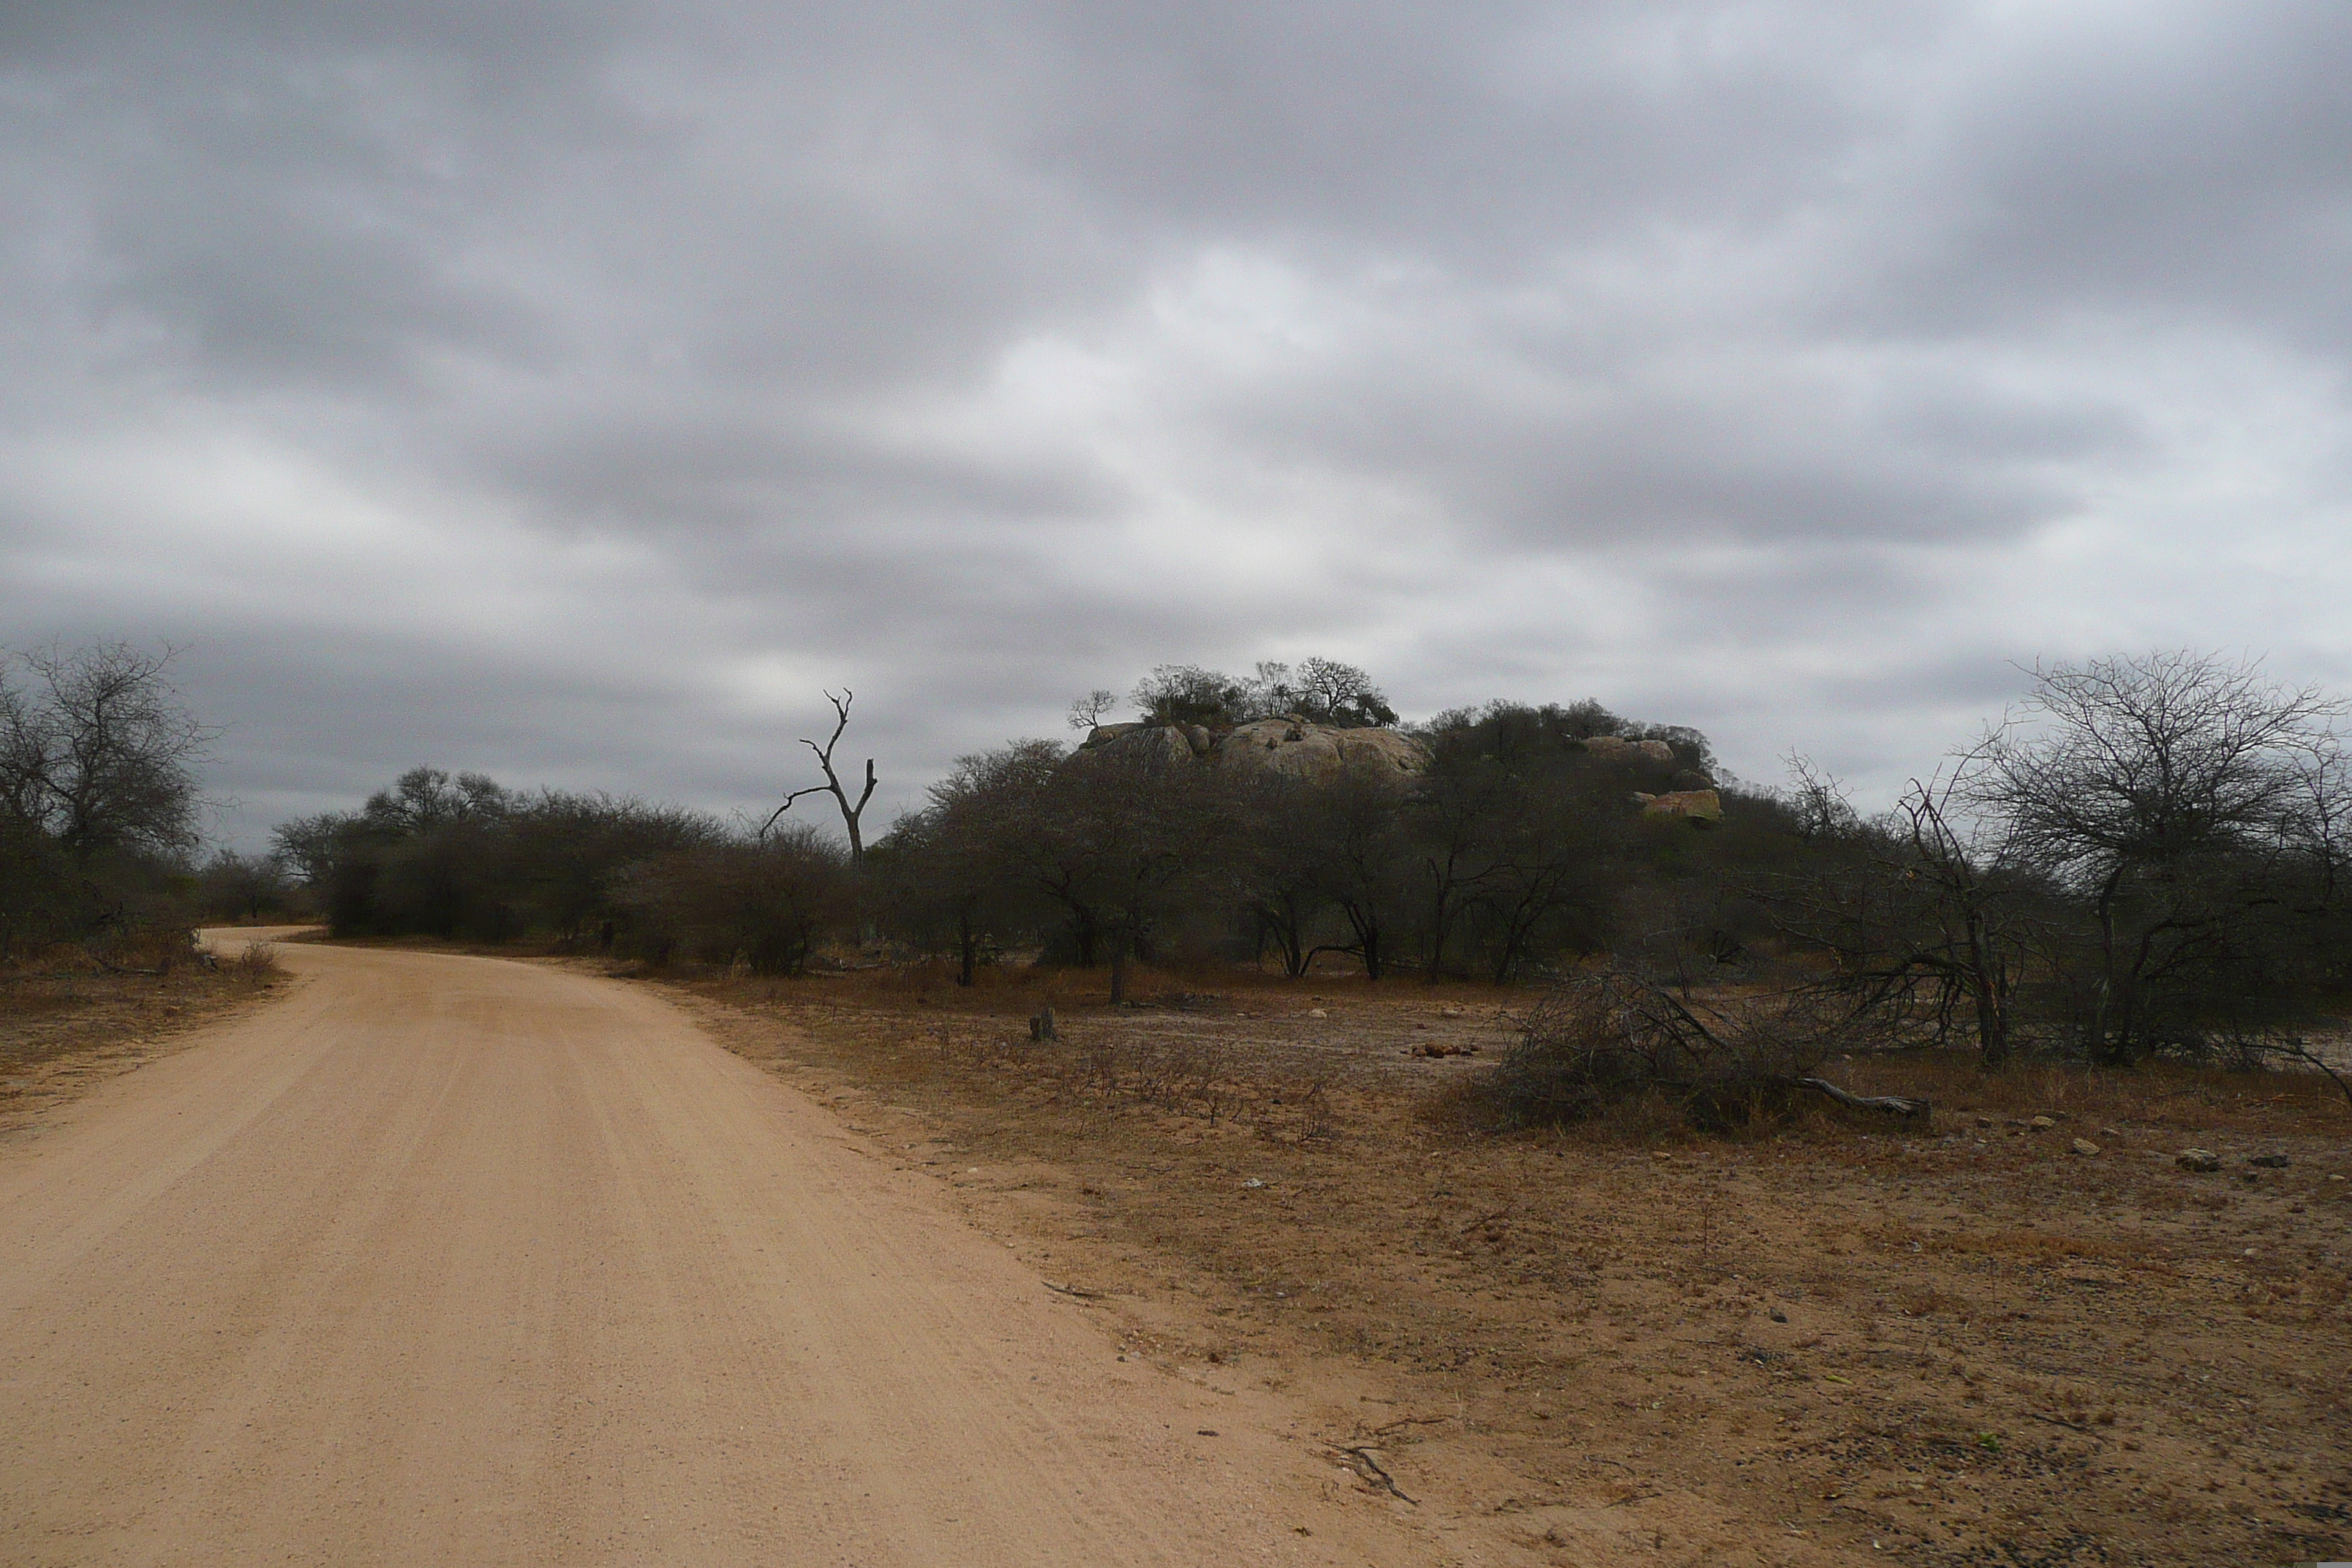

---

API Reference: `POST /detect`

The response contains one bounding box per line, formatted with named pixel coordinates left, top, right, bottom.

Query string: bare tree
left=1036, top=740, right=1229, bottom=1002
left=1782, top=752, right=1861, bottom=842
left=761, top=690, right=879, bottom=871
left=1755, top=758, right=2045, bottom=1068
left=1066, top=689, right=1120, bottom=731
left=1289, top=656, right=1398, bottom=728
left=881, top=739, right=1061, bottom=984
left=1882, top=770, right=2038, bottom=1068
left=0, top=641, right=210, bottom=862
left=1965, top=652, right=2347, bottom=1063
left=1297, top=758, right=1415, bottom=979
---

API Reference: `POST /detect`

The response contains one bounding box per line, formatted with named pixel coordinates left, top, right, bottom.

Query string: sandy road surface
left=0, top=936, right=1422, bottom=1567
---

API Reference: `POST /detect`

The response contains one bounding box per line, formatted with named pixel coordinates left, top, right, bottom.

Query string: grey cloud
left=2, top=0, right=2348, bottom=843
left=1840, top=4, right=2352, bottom=347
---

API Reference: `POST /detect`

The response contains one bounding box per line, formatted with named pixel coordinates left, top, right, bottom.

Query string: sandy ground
left=0, top=935, right=1436, bottom=1567
left=649, top=966, right=2352, bottom=1568
left=0, top=937, right=285, bottom=1139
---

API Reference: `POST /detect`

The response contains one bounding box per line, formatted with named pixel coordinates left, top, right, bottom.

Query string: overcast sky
left=4, top=0, right=2348, bottom=847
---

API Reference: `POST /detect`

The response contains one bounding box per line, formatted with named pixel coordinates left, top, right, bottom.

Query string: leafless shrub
left=1292, top=1075, right=1336, bottom=1141
left=1077, top=1033, right=1123, bottom=1094
left=1477, top=967, right=1862, bottom=1132
left=1183, top=1039, right=1234, bottom=1122
left=229, top=941, right=285, bottom=985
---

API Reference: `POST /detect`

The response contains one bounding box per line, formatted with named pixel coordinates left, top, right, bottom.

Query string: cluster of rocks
left=1970, top=1111, right=2103, bottom=1156
left=2176, top=1147, right=2293, bottom=1174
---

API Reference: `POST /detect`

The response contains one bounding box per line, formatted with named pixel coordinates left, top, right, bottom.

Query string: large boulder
left=1213, top=717, right=1428, bottom=783
left=1586, top=735, right=1676, bottom=764
left=1635, top=788, right=1724, bottom=824
left=1071, top=723, right=1203, bottom=772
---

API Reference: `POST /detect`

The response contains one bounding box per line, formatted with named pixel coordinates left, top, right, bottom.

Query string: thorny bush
left=1479, top=967, right=1866, bottom=1133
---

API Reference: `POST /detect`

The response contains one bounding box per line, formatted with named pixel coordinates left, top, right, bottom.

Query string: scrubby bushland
left=878, top=734, right=1236, bottom=1000
left=274, top=767, right=725, bottom=946
left=877, top=654, right=2352, bottom=1091
left=1967, top=652, right=2351, bottom=1065
left=265, top=666, right=1802, bottom=992
left=1762, top=653, right=2352, bottom=1071
left=876, top=686, right=1801, bottom=991
left=609, top=826, right=854, bottom=974
left=274, top=766, right=858, bottom=973
left=1130, top=656, right=1398, bottom=730
left=193, top=849, right=298, bottom=924
left=264, top=651, right=2352, bottom=1086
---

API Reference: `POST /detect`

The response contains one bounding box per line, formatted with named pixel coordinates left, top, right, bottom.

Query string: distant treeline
left=12, top=639, right=2331, bottom=1077
left=271, top=653, right=2352, bottom=1074
left=274, top=690, right=1788, bottom=990
left=272, top=772, right=851, bottom=975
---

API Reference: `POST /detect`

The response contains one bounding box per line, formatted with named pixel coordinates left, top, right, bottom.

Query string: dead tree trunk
left=761, top=689, right=879, bottom=871
left=1796, top=1077, right=1932, bottom=1121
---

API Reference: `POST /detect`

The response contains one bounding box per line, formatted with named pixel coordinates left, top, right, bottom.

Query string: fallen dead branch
left=1795, top=1077, right=1931, bottom=1120
left=2258, top=1039, right=2352, bottom=1111
left=89, top=955, right=170, bottom=977
left=1330, top=1445, right=1416, bottom=1504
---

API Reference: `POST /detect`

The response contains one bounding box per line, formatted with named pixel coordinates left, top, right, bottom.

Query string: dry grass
left=0, top=937, right=290, bottom=1134
left=227, top=940, right=286, bottom=984
left=640, top=959, right=2352, bottom=1568
left=1831, top=1044, right=2347, bottom=1126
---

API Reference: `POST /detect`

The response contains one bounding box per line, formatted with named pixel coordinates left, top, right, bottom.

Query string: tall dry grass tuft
left=227, top=941, right=285, bottom=987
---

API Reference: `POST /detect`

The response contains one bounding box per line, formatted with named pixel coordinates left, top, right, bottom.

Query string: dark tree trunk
left=1971, top=970, right=2009, bottom=1069
left=2091, top=869, right=2127, bottom=1065
left=1254, top=901, right=1307, bottom=978
left=1961, top=903, right=2011, bottom=1070
left=1425, top=886, right=1449, bottom=984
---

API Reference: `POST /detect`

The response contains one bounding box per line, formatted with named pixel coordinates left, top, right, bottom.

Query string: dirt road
left=0, top=937, right=1420, bottom=1567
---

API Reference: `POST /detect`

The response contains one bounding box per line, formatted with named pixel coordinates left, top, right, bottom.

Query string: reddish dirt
left=0, top=932, right=290, bottom=1139
left=0, top=938, right=1438, bottom=1566
left=9, top=930, right=2345, bottom=1566
left=651, top=962, right=2352, bottom=1567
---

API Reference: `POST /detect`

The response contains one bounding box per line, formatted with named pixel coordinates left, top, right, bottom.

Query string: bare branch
left=766, top=688, right=879, bottom=870
left=757, top=784, right=832, bottom=840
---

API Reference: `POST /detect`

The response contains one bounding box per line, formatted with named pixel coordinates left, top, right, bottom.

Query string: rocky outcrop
left=1074, top=717, right=1428, bottom=783
left=1635, top=788, right=1724, bottom=824
left=1214, top=717, right=1428, bottom=783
